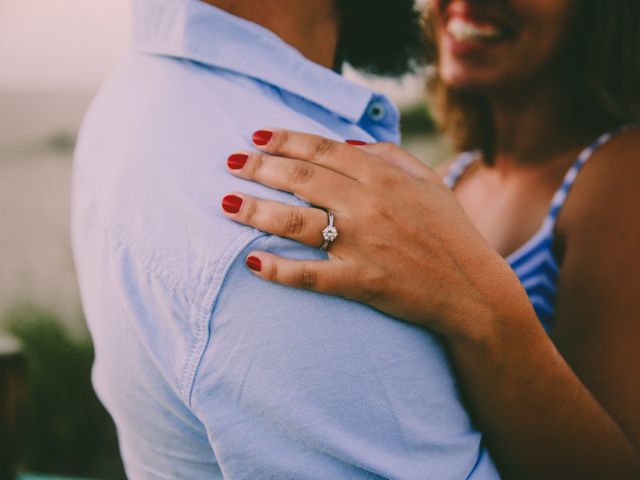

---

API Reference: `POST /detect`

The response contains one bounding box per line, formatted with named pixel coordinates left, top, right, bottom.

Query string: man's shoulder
left=73, top=52, right=261, bottom=299
left=77, top=51, right=249, bottom=160
left=72, top=52, right=311, bottom=308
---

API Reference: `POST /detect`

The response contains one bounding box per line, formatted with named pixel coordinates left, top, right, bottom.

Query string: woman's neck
left=487, top=74, right=595, bottom=170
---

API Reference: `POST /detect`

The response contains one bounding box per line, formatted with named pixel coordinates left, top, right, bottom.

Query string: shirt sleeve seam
left=180, top=229, right=268, bottom=406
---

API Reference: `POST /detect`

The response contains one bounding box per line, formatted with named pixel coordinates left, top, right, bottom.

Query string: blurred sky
left=0, top=0, right=130, bottom=89
left=0, top=0, right=425, bottom=105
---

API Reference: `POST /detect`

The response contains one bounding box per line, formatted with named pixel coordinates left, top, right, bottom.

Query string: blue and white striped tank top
left=444, top=129, right=625, bottom=330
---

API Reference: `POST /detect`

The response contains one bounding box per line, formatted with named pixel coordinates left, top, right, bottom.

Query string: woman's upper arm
left=552, top=129, right=640, bottom=445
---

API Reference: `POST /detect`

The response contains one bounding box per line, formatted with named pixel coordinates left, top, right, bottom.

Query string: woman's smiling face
left=433, top=0, right=579, bottom=91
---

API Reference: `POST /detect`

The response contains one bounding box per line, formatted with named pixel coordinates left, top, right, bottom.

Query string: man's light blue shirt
left=72, top=1, right=498, bottom=478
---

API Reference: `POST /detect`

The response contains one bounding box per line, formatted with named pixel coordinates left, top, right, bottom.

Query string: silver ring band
left=320, top=211, right=338, bottom=250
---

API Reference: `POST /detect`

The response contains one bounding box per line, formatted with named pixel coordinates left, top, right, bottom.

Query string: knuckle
left=266, top=261, right=278, bottom=282
left=376, top=202, right=396, bottom=223
left=378, top=142, right=397, bottom=156
left=242, top=197, right=258, bottom=222
left=298, top=265, right=319, bottom=289
left=355, top=266, right=386, bottom=302
left=288, top=162, right=314, bottom=185
left=272, top=129, right=288, bottom=150
left=249, top=153, right=265, bottom=177
left=362, top=197, right=386, bottom=221
left=378, top=168, right=404, bottom=188
left=284, top=208, right=306, bottom=235
left=366, top=164, right=392, bottom=183
left=310, top=137, right=336, bottom=159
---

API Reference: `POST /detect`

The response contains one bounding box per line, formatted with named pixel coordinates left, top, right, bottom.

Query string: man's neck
left=203, top=0, right=339, bottom=69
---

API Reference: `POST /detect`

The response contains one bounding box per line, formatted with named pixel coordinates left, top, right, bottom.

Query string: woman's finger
left=221, top=193, right=338, bottom=248
left=227, top=151, right=359, bottom=206
left=251, top=128, right=377, bottom=180
left=244, top=250, right=344, bottom=295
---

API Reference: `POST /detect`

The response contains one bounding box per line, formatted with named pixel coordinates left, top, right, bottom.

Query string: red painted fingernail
left=222, top=194, right=243, bottom=214
left=346, top=139, right=368, bottom=146
left=252, top=130, right=273, bottom=146
left=246, top=256, right=262, bottom=272
left=227, top=153, right=248, bottom=170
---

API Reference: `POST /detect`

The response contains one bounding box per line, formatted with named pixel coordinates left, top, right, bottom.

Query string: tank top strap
left=443, top=150, right=481, bottom=189
left=545, top=126, right=629, bottom=224
left=444, top=125, right=632, bottom=216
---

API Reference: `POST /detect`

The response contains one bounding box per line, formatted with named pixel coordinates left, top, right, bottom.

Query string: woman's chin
left=440, top=68, right=506, bottom=94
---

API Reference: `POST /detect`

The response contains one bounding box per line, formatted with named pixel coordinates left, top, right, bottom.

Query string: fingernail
left=246, top=256, right=262, bottom=272
left=346, top=139, right=368, bottom=146
left=252, top=130, right=273, bottom=146
left=222, top=194, right=243, bottom=214
left=227, top=153, right=248, bottom=170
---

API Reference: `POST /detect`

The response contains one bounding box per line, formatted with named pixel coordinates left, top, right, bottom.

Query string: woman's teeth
left=447, top=17, right=504, bottom=42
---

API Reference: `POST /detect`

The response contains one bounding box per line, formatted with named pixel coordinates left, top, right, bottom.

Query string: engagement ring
left=320, top=211, right=338, bottom=250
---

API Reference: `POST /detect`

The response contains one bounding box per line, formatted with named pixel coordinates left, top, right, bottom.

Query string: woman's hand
left=221, top=129, right=532, bottom=340
left=221, top=129, right=640, bottom=479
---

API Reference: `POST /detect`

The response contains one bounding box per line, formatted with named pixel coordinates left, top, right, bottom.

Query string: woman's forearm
left=447, top=296, right=640, bottom=479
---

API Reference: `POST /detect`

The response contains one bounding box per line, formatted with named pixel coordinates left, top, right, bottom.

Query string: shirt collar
left=131, top=0, right=394, bottom=125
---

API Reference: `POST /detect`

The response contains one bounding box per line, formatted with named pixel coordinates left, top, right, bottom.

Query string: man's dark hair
left=334, top=0, right=427, bottom=77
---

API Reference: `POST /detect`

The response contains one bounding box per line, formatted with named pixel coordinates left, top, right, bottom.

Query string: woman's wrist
left=446, top=297, right=540, bottom=370
left=438, top=248, right=539, bottom=351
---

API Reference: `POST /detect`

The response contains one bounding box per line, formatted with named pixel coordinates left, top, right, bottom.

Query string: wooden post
left=0, top=335, right=25, bottom=480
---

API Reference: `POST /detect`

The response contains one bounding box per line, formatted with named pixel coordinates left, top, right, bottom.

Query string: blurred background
left=0, top=0, right=448, bottom=478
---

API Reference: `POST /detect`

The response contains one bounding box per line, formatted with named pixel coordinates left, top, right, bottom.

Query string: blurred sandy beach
left=0, top=90, right=92, bottom=331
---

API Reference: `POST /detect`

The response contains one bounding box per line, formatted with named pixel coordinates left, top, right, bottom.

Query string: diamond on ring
left=322, top=225, right=338, bottom=242
left=320, top=212, right=338, bottom=250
